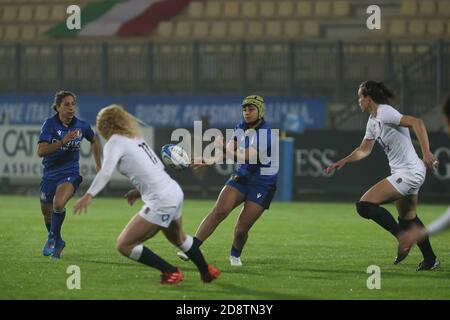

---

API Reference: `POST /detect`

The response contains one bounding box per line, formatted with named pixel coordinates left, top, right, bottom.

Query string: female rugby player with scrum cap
left=177, top=95, right=278, bottom=266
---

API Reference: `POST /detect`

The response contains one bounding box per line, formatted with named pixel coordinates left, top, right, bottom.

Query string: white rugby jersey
left=87, top=134, right=175, bottom=203
left=364, top=104, right=421, bottom=173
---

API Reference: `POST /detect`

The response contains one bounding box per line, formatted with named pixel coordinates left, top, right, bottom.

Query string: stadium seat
left=175, top=22, right=191, bottom=38
left=247, top=21, right=264, bottom=38
left=364, top=45, right=379, bottom=54
left=128, top=46, right=142, bottom=55
left=193, top=21, right=209, bottom=38
left=400, top=0, right=417, bottom=15
left=284, top=21, right=301, bottom=38
left=419, top=1, right=436, bottom=15
left=333, top=1, right=350, bottom=16
left=38, top=25, right=51, bottom=36
left=157, top=21, right=173, bottom=38
left=187, top=1, right=203, bottom=18
left=2, top=6, right=17, bottom=22
left=409, top=20, right=426, bottom=36
left=18, top=5, right=33, bottom=21
left=389, top=20, right=407, bottom=36
left=21, top=26, right=36, bottom=40
left=315, top=1, right=331, bottom=17
left=278, top=1, right=294, bottom=17
left=303, top=21, right=320, bottom=37
left=4, top=25, right=19, bottom=41
left=50, top=5, right=66, bottom=21
left=210, top=21, right=227, bottom=38
left=260, top=1, right=275, bottom=17
left=223, top=1, right=239, bottom=18
left=35, top=5, right=50, bottom=22
left=297, top=1, right=312, bottom=17
left=229, top=21, right=245, bottom=38
left=438, top=0, right=450, bottom=15
left=427, top=21, right=445, bottom=36
left=266, top=21, right=282, bottom=38
left=111, top=46, right=125, bottom=55
left=242, top=1, right=258, bottom=18
left=205, top=1, right=221, bottom=18
left=397, top=45, right=414, bottom=54
left=252, top=44, right=267, bottom=54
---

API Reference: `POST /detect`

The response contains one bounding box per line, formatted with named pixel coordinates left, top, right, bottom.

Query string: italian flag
left=46, top=0, right=191, bottom=37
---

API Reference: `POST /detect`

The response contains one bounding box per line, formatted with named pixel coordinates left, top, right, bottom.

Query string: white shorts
left=386, top=161, right=426, bottom=196
left=137, top=183, right=184, bottom=228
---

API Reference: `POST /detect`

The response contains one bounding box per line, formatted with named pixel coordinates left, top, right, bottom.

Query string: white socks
left=129, top=244, right=143, bottom=261
left=179, top=235, right=193, bottom=252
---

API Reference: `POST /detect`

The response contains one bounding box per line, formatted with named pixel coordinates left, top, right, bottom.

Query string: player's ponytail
left=359, top=81, right=395, bottom=104
left=52, top=90, right=76, bottom=112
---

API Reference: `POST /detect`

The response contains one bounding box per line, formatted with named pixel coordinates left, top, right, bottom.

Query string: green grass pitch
left=1, top=195, right=450, bottom=300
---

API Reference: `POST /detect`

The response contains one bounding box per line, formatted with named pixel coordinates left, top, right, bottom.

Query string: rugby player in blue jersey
left=37, top=91, right=101, bottom=259
left=178, top=95, right=278, bottom=266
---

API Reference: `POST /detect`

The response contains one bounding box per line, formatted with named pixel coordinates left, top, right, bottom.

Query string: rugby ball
left=161, top=144, right=190, bottom=170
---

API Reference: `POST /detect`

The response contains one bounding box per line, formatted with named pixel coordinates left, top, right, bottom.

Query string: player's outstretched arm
left=191, top=135, right=228, bottom=169
left=399, top=116, right=438, bottom=170
left=325, top=138, right=375, bottom=174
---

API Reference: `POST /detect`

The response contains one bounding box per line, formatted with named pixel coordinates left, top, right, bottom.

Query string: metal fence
left=0, top=40, right=448, bottom=113
left=333, top=40, right=450, bottom=129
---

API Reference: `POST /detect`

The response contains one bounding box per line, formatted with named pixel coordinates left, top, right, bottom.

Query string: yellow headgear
left=241, top=95, right=265, bottom=119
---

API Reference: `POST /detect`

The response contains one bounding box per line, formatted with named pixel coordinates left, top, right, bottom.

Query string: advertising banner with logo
left=292, top=130, right=450, bottom=202
left=0, top=95, right=326, bottom=130
left=0, top=125, right=154, bottom=187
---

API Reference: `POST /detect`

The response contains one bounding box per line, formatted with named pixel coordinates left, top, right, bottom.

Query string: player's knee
left=356, top=201, right=377, bottom=219
left=53, top=199, right=65, bottom=212
left=116, top=237, right=131, bottom=256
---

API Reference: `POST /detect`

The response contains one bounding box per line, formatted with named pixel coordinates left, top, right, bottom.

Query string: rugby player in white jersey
left=326, top=81, right=440, bottom=271
left=399, top=95, right=450, bottom=250
left=73, top=105, right=220, bottom=284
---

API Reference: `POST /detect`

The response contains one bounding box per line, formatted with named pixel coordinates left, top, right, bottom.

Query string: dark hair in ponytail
left=52, top=90, right=76, bottom=112
left=443, top=95, right=450, bottom=120
left=359, top=81, right=395, bottom=104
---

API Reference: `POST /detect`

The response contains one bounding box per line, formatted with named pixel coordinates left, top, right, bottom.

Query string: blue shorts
left=39, top=174, right=83, bottom=204
left=226, top=175, right=276, bottom=210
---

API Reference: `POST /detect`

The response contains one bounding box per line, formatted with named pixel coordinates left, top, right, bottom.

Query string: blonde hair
left=96, top=104, right=140, bottom=140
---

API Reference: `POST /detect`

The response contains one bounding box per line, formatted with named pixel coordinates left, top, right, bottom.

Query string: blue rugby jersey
left=232, top=119, right=278, bottom=185
left=38, top=114, right=95, bottom=180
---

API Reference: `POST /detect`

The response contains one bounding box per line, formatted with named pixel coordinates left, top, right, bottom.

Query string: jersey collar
left=54, top=113, right=77, bottom=128
left=242, top=118, right=265, bottom=130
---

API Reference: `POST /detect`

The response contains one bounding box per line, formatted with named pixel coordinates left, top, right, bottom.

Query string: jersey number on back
left=138, top=142, right=158, bottom=165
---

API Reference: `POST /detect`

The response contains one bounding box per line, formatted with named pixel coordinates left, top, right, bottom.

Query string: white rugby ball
left=161, top=144, right=190, bottom=170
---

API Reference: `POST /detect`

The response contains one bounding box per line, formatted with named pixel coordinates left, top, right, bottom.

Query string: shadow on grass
left=296, top=267, right=450, bottom=280
left=160, top=281, right=312, bottom=300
